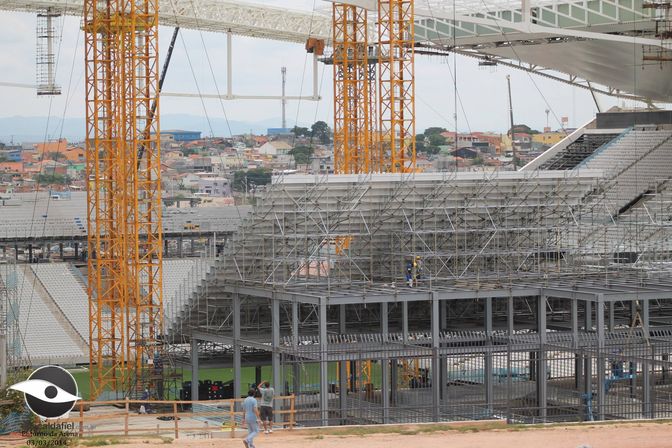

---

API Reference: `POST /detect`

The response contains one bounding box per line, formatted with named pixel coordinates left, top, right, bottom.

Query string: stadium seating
left=11, top=266, right=87, bottom=364
left=30, top=263, right=89, bottom=341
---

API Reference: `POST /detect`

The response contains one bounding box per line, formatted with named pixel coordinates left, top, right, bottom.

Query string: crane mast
left=332, top=0, right=416, bottom=175
left=84, top=0, right=163, bottom=399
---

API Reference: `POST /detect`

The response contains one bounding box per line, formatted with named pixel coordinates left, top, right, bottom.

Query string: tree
left=512, top=124, right=538, bottom=135
left=428, top=133, right=447, bottom=147
left=0, top=154, right=8, bottom=163
left=232, top=168, right=272, bottom=192
left=181, top=147, right=199, bottom=156
left=35, top=173, right=71, bottom=185
left=311, top=120, right=332, bottom=144
left=0, top=369, right=30, bottom=420
left=424, top=127, right=447, bottom=137
left=291, top=126, right=311, bottom=138
left=289, top=145, right=314, bottom=165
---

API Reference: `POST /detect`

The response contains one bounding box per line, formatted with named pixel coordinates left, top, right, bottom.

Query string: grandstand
left=3, top=259, right=208, bottom=366
left=0, top=191, right=250, bottom=242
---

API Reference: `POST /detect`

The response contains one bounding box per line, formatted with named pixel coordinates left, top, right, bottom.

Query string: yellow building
left=532, top=131, right=566, bottom=147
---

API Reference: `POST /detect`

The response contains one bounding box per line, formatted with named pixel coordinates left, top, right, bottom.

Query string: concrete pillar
left=431, top=295, right=440, bottom=421
left=485, top=297, right=494, bottom=412
left=177, top=237, right=183, bottom=257
left=74, top=242, right=79, bottom=259
left=164, top=238, right=169, bottom=257
left=233, top=294, right=242, bottom=402
left=28, top=244, right=33, bottom=263
left=191, top=338, right=199, bottom=401
left=319, top=301, right=329, bottom=426
left=58, top=243, right=63, bottom=259
left=537, top=295, right=547, bottom=420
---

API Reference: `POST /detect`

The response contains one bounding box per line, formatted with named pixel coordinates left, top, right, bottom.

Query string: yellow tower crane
left=84, top=0, right=164, bottom=399
left=332, top=0, right=416, bottom=175
left=332, top=0, right=417, bottom=390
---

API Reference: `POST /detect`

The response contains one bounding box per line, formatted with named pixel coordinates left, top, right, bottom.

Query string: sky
left=0, top=0, right=651, bottom=141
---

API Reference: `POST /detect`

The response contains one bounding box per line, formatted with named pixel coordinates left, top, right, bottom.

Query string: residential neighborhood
left=0, top=121, right=569, bottom=200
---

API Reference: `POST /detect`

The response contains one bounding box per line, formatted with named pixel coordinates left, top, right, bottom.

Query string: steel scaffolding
left=169, top=169, right=672, bottom=426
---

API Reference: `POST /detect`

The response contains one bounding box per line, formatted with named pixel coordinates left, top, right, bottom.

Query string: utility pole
left=506, top=75, right=517, bottom=170
left=281, top=67, right=287, bottom=129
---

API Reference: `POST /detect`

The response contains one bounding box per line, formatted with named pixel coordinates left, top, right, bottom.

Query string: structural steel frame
left=167, top=170, right=672, bottom=425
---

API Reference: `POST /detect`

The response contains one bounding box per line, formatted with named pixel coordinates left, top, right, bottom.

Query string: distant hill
left=0, top=114, right=296, bottom=144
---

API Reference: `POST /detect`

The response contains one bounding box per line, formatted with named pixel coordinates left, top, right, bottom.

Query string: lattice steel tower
left=332, top=0, right=416, bottom=174
left=84, top=0, right=164, bottom=399
left=377, top=0, right=416, bottom=173
left=332, top=2, right=377, bottom=174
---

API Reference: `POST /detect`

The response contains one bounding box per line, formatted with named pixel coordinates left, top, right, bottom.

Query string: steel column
left=272, top=298, right=281, bottom=414
left=485, top=297, right=493, bottom=412
left=233, top=293, right=241, bottom=402
left=191, top=338, right=199, bottom=401
left=431, top=295, right=440, bottom=421
left=381, top=301, right=389, bottom=423
left=537, top=295, right=547, bottom=420
left=596, top=298, right=605, bottom=421
left=319, top=300, right=329, bottom=426
left=339, top=304, right=347, bottom=423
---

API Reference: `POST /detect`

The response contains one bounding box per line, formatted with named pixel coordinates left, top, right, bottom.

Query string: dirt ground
left=0, top=421, right=672, bottom=448
left=19, top=421, right=668, bottom=448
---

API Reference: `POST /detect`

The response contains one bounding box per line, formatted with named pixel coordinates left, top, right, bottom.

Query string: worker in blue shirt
left=242, top=388, right=261, bottom=448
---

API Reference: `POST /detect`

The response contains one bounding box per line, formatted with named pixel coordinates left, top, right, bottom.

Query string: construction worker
left=406, top=260, right=414, bottom=287
left=413, top=256, right=423, bottom=287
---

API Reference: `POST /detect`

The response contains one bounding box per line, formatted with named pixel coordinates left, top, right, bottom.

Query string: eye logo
left=9, top=365, right=81, bottom=419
